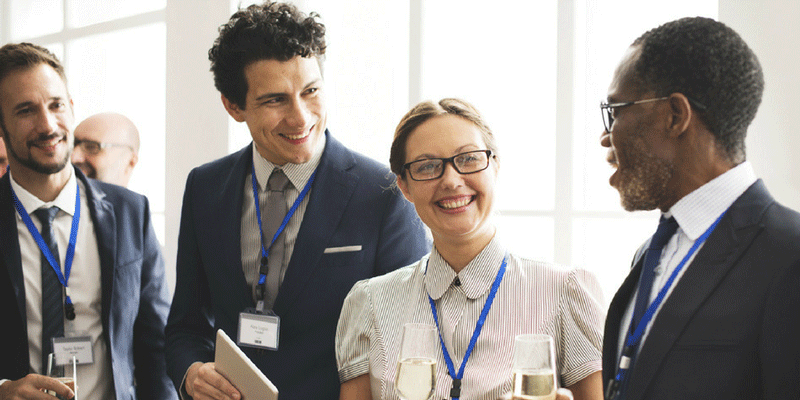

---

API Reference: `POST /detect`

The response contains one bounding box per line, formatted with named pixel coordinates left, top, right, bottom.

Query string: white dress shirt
left=337, top=236, right=605, bottom=400
left=9, top=167, right=114, bottom=400
left=240, top=137, right=325, bottom=304
left=616, top=161, right=758, bottom=360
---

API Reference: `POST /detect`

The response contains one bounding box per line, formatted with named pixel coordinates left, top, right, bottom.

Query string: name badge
left=238, top=312, right=280, bottom=350
left=52, top=336, right=93, bottom=366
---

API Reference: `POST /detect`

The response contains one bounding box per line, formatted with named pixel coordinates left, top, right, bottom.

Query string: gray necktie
left=34, top=206, right=64, bottom=374
left=263, top=169, right=290, bottom=309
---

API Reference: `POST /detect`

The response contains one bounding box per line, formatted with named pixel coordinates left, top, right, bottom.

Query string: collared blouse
left=336, top=237, right=604, bottom=400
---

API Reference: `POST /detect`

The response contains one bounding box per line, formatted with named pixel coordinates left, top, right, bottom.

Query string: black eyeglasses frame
left=402, top=149, right=493, bottom=181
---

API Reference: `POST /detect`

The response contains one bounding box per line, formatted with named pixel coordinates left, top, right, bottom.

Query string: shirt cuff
left=338, top=360, right=370, bottom=384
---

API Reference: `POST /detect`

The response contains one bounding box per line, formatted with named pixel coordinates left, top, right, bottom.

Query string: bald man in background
left=71, top=112, right=139, bottom=187
left=0, top=137, right=7, bottom=177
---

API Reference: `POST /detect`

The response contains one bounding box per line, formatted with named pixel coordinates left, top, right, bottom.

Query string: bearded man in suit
left=599, top=17, right=800, bottom=400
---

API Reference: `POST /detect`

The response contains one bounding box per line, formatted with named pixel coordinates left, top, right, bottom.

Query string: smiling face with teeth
left=0, top=63, right=74, bottom=177
left=223, top=56, right=327, bottom=166
left=397, top=114, right=498, bottom=249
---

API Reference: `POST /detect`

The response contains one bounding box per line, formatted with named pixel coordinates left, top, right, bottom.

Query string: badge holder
left=238, top=284, right=280, bottom=351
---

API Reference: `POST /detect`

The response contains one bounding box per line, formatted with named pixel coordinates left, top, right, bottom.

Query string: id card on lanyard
left=238, top=164, right=316, bottom=351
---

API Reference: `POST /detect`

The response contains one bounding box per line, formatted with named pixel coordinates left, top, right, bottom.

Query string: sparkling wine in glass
left=47, top=353, right=78, bottom=400
left=511, top=334, right=557, bottom=400
left=395, top=323, right=438, bottom=400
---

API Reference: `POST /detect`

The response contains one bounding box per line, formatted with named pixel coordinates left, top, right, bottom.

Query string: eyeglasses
left=600, top=96, right=707, bottom=133
left=74, top=139, right=134, bottom=155
left=599, top=97, right=668, bottom=133
left=403, top=150, right=493, bottom=181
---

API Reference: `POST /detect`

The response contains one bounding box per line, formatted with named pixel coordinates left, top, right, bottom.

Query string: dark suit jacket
left=165, top=132, right=430, bottom=399
left=602, top=180, right=800, bottom=399
left=0, top=167, right=175, bottom=400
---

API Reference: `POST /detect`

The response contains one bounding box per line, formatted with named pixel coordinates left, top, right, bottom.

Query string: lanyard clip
left=449, top=378, right=461, bottom=398
left=605, top=378, right=620, bottom=400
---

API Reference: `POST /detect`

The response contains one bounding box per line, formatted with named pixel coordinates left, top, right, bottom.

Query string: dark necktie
left=631, top=216, right=678, bottom=331
left=619, top=216, right=678, bottom=398
left=262, top=169, right=290, bottom=309
left=34, top=206, right=64, bottom=374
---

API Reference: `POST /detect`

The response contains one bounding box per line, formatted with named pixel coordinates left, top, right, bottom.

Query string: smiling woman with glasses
left=335, top=98, right=605, bottom=400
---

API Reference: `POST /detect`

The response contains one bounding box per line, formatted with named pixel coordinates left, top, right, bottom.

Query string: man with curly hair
left=165, top=2, right=429, bottom=399
left=600, top=17, right=800, bottom=400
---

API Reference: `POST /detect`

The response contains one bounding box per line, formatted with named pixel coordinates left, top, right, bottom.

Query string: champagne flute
left=511, top=334, right=557, bottom=400
left=47, top=354, right=78, bottom=400
left=395, top=323, right=438, bottom=400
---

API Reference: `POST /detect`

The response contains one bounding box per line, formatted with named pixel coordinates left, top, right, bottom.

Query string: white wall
left=721, top=0, right=800, bottom=211
left=164, top=0, right=232, bottom=292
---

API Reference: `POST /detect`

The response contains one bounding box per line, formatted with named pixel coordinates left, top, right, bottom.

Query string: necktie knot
left=267, top=169, right=290, bottom=192
left=649, top=216, right=678, bottom=250
left=34, top=206, right=60, bottom=226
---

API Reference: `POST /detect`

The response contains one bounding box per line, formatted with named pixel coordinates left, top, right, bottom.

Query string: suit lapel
left=273, top=134, right=358, bottom=313
left=219, top=146, right=252, bottom=308
left=603, top=251, right=644, bottom=384
left=0, top=174, right=26, bottom=336
left=626, top=181, right=771, bottom=399
left=78, top=170, right=117, bottom=332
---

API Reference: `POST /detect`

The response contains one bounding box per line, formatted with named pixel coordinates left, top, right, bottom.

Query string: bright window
left=1, top=1, right=167, bottom=245
left=2, top=0, right=720, bottom=301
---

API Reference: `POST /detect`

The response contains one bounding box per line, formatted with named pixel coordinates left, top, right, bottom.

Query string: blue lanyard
left=610, top=210, right=727, bottom=398
left=250, top=163, right=315, bottom=308
left=10, top=175, right=80, bottom=320
left=426, top=254, right=507, bottom=400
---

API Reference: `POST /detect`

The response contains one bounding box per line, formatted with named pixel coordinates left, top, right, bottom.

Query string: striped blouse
left=336, top=236, right=605, bottom=400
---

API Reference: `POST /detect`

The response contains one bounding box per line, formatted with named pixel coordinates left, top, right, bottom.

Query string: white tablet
left=214, top=329, right=279, bottom=400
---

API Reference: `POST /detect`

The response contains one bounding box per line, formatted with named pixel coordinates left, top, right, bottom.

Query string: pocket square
left=324, top=245, right=362, bottom=254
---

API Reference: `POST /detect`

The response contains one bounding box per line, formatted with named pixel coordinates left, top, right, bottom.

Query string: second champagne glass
left=395, top=323, right=438, bottom=400
left=511, top=334, right=557, bottom=400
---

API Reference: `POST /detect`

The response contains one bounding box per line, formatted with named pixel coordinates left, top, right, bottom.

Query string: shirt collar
left=425, top=236, right=506, bottom=300
left=9, top=166, right=78, bottom=217
left=666, top=161, right=757, bottom=240
left=251, top=134, right=326, bottom=192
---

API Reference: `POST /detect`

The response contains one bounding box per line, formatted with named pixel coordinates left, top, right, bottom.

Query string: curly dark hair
left=209, top=1, right=326, bottom=109
left=390, top=98, right=498, bottom=178
left=0, top=42, right=67, bottom=128
left=631, top=17, right=763, bottom=163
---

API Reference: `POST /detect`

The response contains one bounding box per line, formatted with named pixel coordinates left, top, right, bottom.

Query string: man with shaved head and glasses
left=599, top=17, right=800, bottom=400
left=71, top=112, right=140, bottom=187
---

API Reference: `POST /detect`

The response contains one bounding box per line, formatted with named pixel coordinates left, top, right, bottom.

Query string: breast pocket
left=321, top=245, right=364, bottom=267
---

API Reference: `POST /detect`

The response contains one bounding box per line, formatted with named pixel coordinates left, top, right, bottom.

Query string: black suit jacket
left=0, top=168, right=175, bottom=400
left=602, top=180, right=800, bottom=399
left=165, top=132, right=430, bottom=399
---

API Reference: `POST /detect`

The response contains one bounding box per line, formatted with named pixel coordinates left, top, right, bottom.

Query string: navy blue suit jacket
left=0, top=167, right=175, bottom=400
left=165, top=132, right=429, bottom=399
left=602, top=180, right=800, bottom=399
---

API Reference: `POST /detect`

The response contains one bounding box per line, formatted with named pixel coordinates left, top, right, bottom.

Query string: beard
left=3, top=129, right=71, bottom=175
left=612, top=136, right=675, bottom=211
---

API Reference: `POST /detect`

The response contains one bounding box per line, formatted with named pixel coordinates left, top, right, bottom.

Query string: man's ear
left=666, top=93, right=693, bottom=137
left=128, top=152, right=139, bottom=170
left=221, top=94, right=246, bottom=122
left=396, top=174, right=414, bottom=204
